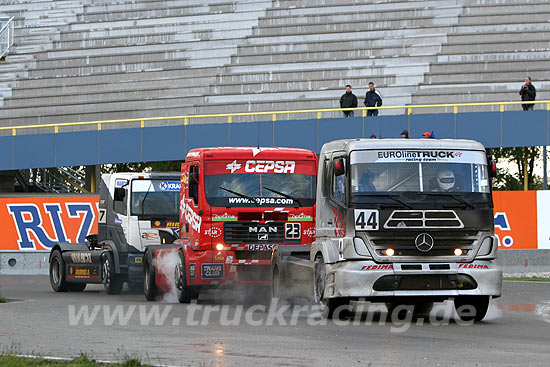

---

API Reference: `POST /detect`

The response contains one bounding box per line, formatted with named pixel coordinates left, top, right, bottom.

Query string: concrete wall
left=1, top=250, right=548, bottom=276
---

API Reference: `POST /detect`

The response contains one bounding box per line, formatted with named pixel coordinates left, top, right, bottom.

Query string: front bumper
left=324, top=260, right=502, bottom=299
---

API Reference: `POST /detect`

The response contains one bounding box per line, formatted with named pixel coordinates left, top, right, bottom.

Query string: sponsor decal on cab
left=361, top=264, right=394, bottom=271
left=458, top=264, right=489, bottom=269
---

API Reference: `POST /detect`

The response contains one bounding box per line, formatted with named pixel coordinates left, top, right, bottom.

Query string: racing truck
left=272, top=138, right=502, bottom=321
left=49, top=171, right=180, bottom=294
left=143, top=147, right=317, bottom=302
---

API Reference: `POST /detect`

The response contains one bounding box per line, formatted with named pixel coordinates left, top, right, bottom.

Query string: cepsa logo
left=1, top=197, right=98, bottom=251
left=245, top=161, right=296, bottom=174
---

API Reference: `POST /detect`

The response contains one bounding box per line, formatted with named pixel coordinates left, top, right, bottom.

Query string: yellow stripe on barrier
left=0, top=100, right=548, bottom=135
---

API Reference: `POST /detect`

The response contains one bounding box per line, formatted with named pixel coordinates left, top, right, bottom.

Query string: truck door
left=182, top=164, right=205, bottom=249
left=112, top=180, right=130, bottom=242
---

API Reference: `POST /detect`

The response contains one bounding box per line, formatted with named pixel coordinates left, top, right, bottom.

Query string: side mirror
left=334, top=158, right=346, bottom=176
left=114, top=187, right=126, bottom=202
left=85, top=234, right=98, bottom=248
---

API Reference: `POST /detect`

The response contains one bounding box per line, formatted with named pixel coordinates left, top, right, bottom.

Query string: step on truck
left=49, top=172, right=181, bottom=294
left=273, top=139, right=502, bottom=321
left=144, top=147, right=317, bottom=302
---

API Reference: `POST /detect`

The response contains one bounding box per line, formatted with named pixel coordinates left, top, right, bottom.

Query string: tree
left=101, top=161, right=183, bottom=174
left=492, top=147, right=543, bottom=190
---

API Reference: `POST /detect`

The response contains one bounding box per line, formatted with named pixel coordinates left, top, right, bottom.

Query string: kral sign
left=0, top=196, right=98, bottom=251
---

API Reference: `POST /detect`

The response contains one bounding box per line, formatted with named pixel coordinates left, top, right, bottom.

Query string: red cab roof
left=186, top=147, right=317, bottom=161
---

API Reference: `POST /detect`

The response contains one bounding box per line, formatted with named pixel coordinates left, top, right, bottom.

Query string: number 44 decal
left=354, top=209, right=379, bottom=231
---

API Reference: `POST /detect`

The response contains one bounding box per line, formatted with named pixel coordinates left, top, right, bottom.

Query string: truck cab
left=144, top=147, right=318, bottom=302
left=49, top=171, right=180, bottom=294
left=311, top=139, right=502, bottom=320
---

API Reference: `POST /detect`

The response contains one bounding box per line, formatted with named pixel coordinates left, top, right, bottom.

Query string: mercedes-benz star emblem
left=415, top=233, right=434, bottom=252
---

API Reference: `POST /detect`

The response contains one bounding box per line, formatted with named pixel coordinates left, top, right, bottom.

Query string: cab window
left=189, top=165, right=199, bottom=205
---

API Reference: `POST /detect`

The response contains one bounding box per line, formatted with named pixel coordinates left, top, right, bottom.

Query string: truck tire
left=143, top=250, right=158, bottom=301
left=175, top=251, right=198, bottom=303
left=454, top=296, right=490, bottom=322
left=102, top=252, right=124, bottom=295
left=67, top=283, right=87, bottom=292
left=313, top=255, right=350, bottom=319
left=49, top=250, right=68, bottom=292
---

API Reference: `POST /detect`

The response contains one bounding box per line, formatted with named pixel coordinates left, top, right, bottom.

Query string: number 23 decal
left=354, top=209, right=379, bottom=231
left=285, top=222, right=301, bottom=239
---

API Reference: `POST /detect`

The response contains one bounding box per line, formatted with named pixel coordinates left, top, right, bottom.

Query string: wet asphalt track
left=1, top=275, right=550, bottom=366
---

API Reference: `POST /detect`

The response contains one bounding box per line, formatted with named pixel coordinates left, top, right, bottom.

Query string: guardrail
left=0, top=100, right=548, bottom=136
left=0, top=16, right=14, bottom=59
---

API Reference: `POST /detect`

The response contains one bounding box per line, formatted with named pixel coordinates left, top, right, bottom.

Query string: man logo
left=415, top=233, right=434, bottom=252
left=258, top=234, right=268, bottom=241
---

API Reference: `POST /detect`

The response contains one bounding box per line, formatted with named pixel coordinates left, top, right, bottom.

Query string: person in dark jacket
left=340, top=85, right=358, bottom=117
left=520, top=76, right=536, bottom=111
left=364, top=82, right=382, bottom=116
left=400, top=129, right=409, bottom=139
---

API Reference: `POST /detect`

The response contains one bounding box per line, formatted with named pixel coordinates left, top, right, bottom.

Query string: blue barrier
left=4, top=110, right=549, bottom=170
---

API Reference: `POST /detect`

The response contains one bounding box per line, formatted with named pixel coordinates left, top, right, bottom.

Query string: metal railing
left=0, top=100, right=548, bottom=136
left=0, top=16, right=15, bottom=59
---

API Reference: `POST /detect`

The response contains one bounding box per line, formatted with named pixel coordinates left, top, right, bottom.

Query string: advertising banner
left=0, top=191, right=547, bottom=251
left=0, top=195, right=98, bottom=251
left=493, top=191, right=538, bottom=249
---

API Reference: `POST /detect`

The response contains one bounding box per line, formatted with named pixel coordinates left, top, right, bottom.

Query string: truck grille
left=366, top=230, right=479, bottom=258
left=224, top=222, right=300, bottom=244
left=384, top=210, right=463, bottom=229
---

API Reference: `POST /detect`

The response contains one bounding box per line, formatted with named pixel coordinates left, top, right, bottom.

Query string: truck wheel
left=49, top=250, right=68, bottom=292
left=175, top=251, right=198, bottom=303
left=271, top=265, right=281, bottom=301
left=128, top=282, right=143, bottom=294
left=313, top=255, right=349, bottom=319
left=102, top=252, right=123, bottom=295
left=67, top=283, right=87, bottom=292
left=143, top=251, right=158, bottom=301
left=454, top=296, right=490, bottom=322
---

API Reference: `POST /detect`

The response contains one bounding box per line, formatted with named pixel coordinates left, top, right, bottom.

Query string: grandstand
left=0, top=0, right=548, bottom=127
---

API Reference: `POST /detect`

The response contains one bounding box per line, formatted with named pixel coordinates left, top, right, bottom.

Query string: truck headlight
left=477, top=237, right=493, bottom=257
left=353, top=237, right=372, bottom=258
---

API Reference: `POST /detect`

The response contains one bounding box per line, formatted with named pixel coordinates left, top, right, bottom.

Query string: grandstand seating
left=0, top=0, right=548, bottom=128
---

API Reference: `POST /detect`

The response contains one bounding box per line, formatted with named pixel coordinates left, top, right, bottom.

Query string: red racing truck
left=143, top=147, right=317, bottom=302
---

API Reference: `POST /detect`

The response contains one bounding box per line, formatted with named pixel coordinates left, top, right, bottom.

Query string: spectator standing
left=400, top=129, right=409, bottom=139
left=340, top=85, right=358, bottom=117
left=364, top=82, right=382, bottom=116
left=520, top=76, right=536, bottom=111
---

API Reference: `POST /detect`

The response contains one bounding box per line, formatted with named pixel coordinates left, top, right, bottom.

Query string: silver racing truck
left=272, top=138, right=502, bottom=321
left=49, top=172, right=180, bottom=294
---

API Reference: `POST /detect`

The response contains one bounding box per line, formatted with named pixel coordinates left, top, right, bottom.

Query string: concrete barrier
left=1, top=250, right=548, bottom=276
left=497, top=250, right=550, bottom=275
left=0, top=252, right=49, bottom=275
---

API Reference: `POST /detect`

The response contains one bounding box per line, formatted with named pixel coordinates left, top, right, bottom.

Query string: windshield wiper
left=141, top=182, right=153, bottom=215
left=263, top=186, right=302, bottom=207
left=422, top=193, right=475, bottom=210
left=353, top=193, right=412, bottom=209
left=219, top=186, right=259, bottom=207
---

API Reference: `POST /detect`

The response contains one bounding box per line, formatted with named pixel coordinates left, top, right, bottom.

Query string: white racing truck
left=272, top=138, right=502, bottom=321
left=49, top=172, right=180, bottom=294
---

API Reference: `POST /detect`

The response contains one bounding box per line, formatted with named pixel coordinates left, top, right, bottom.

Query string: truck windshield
left=350, top=150, right=490, bottom=194
left=130, top=179, right=179, bottom=216
left=205, top=174, right=316, bottom=207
